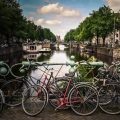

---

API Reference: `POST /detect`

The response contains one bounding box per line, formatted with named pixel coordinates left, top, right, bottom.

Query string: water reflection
left=49, top=51, right=71, bottom=63
left=23, top=53, right=42, bottom=60
left=66, top=49, right=93, bottom=62
left=23, top=53, right=52, bottom=62
left=0, top=52, right=23, bottom=66
left=0, top=47, right=114, bottom=66
left=31, top=50, right=72, bottom=78
left=0, top=45, right=115, bottom=75
left=37, top=53, right=51, bottom=62
left=0, top=46, right=115, bottom=81
left=29, top=49, right=96, bottom=79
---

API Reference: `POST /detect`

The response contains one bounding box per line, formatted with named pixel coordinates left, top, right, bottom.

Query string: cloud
left=106, top=0, right=120, bottom=12
left=35, top=18, right=45, bottom=25
left=37, top=3, right=63, bottom=14
left=45, top=19, right=62, bottom=25
left=34, top=18, right=62, bottom=26
left=27, top=16, right=35, bottom=21
left=61, top=9, right=80, bottom=17
left=37, top=3, right=80, bottom=17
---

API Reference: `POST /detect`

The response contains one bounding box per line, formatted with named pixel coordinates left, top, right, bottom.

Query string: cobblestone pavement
left=0, top=105, right=120, bottom=120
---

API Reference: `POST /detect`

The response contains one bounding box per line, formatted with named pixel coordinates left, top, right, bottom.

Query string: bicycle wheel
left=49, top=78, right=72, bottom=110
left=99, top=84, right=120, bottom=114
left=1, top=79, right=28, bottom=107
left=69, top=84, right=99, bottom=115
left=22, top=85, right=48, bottom=116
left=0, top=90, right=4, bottom=113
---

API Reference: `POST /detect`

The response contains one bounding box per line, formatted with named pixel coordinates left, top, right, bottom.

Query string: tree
left=0, top=0, right=56, bottom=44
left=64, top=29, right=76, bottom=42
left=64, top=6, right=119, bottom=46
left=36, top=26, right=44, bottom=41
left=0, top=0, right=22, bottom=44
left=43, top=28, right=56, bottom=42
left=90, top=6, right=114, bottom=46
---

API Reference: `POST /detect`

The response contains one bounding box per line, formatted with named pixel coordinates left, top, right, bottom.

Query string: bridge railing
left=0, top=60, right=104, bottom=79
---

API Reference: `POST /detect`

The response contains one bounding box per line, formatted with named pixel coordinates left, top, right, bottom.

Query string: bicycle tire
left=99, top=84, right=120, bottom=115
left=69, top=84, right=99, bottom=115
left=0, top=90, right=4, bottom=113
left=1, top=79, right=28, bottom=107
left=22, top=85, right=48, bottom=116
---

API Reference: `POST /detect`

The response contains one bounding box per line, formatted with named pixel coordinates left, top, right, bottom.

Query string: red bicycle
left=21, top=62, right=66, bottom=116
left=49, top=72, right=99, bottom=116
left=21, top=62, right=99, bottom=116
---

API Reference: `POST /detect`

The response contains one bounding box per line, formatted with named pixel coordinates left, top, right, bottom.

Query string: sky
left=19, top=0, right=120, bottom=39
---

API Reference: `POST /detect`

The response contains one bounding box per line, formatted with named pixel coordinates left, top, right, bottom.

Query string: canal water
left=0, top=45, right=113, bottom=79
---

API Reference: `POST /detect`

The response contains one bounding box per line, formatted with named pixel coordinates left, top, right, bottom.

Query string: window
left=30, top=45, right=36, bottom=50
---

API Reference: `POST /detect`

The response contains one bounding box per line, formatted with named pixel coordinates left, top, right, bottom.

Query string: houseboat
left=22, top=41, right=51, bottom=53
left=23, top=43, right=42, bottom=53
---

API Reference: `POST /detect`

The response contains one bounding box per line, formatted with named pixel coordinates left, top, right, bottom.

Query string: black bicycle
left=0, top=61, right=28, bottom=107
left=97, top=61, right=120, bottom=114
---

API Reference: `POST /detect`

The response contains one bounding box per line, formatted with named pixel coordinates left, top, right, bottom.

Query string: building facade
left=92, top=30, right=120, bottom=47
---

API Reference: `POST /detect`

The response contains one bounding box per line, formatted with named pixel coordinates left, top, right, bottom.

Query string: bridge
left=51, top=39, right=81, bottom=49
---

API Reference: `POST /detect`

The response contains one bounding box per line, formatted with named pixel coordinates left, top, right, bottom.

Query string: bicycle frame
left=52, top=76, right=83, bottom=110
left=29, top=64, right=65, bottom=98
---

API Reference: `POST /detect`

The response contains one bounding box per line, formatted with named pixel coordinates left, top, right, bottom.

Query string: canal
left=0, top=45, right=113, bottom=79
left=0, top=45, right=113, bottom=65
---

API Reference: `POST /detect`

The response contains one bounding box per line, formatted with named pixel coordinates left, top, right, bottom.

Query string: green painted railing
left=0, top=60, right=104, bottom=78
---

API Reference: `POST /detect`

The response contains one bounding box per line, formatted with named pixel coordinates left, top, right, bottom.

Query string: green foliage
left=0, top=0, right=56, bottom=45
left=43, top=28, right=56, bottom=42
left=64, top=29, right=76, bottom=42
left=64, top=5, right=120, bottom=46
left=77, top=63, right=94, bottom=82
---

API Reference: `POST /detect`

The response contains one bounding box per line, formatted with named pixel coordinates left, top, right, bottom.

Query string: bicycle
left=0, top=61, right=22, bottom=107
left=21, top=61, right=101, bottom=116
left=97, top=61, right=120, bottom=114
left=49, top=73, right=99, bottom=116
left=21, top=62, right=67, bottom=116
left=0, top=61, right=29, bottom=107
left=0, top=61, right=42, bottom=107
left=1, top=61, right=48, bottom=115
